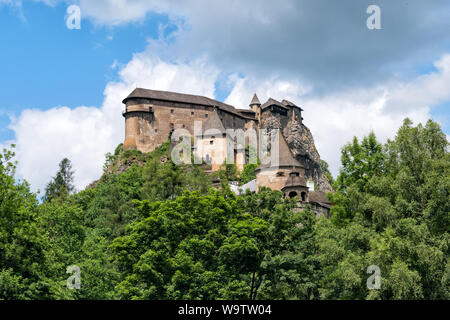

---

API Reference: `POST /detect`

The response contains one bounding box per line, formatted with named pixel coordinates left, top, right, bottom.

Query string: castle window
left=171, top=109, right=174, bottom=114
left=155, top=129, right=158, bottom=133
left=276, top=171, right=285, bottom=177
left=288, top=191, right=298, bottom=199
left=210, top=140, right=214, bottom=145
left=205, top=114, right=208, bottom=118
left=182, top=124, right=186, bottom=128
left=191, top=111, right=194, bottom=116
left=301, top=192, right=307, bottom=202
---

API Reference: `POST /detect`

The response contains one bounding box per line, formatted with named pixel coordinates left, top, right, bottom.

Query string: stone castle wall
left=123, top=92, right=333, bottom=194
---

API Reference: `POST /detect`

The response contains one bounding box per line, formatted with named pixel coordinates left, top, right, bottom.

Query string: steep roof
left=123, top=88, right=255, bottom=120
left=283, top=172, right=307, bottom=188
left=256, top=130, right=302, bottom=170
left=282, top=99, right=304, bottom=111
left=250, top=93, right=261, bottom=106
left=308, top=191, right=333, bottom=208
left=203, top=109, right=226, bottom=134
left=260, top=98, right=289, bottom=110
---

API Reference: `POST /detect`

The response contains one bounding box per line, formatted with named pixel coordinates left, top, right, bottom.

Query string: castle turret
left=249, top=93, right=261, bottom=122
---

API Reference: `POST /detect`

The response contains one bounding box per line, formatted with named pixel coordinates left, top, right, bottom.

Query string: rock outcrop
left=283, top=119, right=333, bottom=193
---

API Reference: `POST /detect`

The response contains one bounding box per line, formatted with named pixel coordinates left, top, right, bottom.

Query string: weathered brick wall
left=124, top=99, right=214, bottom=153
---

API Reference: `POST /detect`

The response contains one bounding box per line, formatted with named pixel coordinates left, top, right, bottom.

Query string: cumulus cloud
left=225, top=54, right=450, bottom=175
left=4, top=0, right=450, bottom=192
left=9, top=54, right=219, bottom=193
left=27, top=0, right=450, bottom=92
left=10, top=52, right=450, bottom=192
left=9, top=0, right=450, bottom=91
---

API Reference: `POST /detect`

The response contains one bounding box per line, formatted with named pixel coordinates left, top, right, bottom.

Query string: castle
left=122, top=88, right=333, bottom=216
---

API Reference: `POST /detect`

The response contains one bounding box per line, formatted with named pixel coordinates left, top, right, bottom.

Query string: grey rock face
left=283, top=119, right=333, bottom=193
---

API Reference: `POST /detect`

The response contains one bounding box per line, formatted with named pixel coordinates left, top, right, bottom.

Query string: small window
left=170, top=109, right=174, bottom=114
left=276, top=172, right=285, bottom=177
left=288, top=191, right=298, bottom=199
left=210, top=140, right=214, bottom=145
left=301, top=192, right=307, bottom=201
left=205, top=114, right=208, bottom=118
left=155, top=129, right=158, bottom=133
left=191, top=111, right=195, bottom=116
left=170, top=123, right=174, bottom=132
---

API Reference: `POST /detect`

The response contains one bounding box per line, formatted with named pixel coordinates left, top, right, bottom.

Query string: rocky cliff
left=283, top=119, right=333, bottom=192
left=259, top=112, right=333, bottom=193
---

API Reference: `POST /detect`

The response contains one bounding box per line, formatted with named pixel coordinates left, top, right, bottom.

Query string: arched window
left=301, top=192, right=306, bottom=201
left=288, top=191, right=298, bottom=198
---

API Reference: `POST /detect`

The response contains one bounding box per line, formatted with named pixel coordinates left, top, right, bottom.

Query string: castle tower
left=255, top=128, right=306, bottom=192
left=122, top=88, right=155, bottom=152
left=249, top=93, right=261, bottom=122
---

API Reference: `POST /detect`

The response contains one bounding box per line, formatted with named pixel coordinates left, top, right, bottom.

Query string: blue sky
left=0, top=2, right=173, bottom=141
left=0, top=0, right=449, bottom=192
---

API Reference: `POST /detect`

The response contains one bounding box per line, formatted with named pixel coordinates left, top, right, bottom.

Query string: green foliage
left=0, top=146, right=47, bottom=299
left=0, top=118, right=447, bottom=300
left=320, top=160, right=334, bottom=185
left=320, top=119, right=449, bottom=299
left=336, top=131, right=384, bottom=192
left=44, top=158, right=75, bottom=202
left=240, top=163, right=258, bottom=185
left=213, top=164, right=239, bottom=184
left=111, top=188, right=319, bottom=300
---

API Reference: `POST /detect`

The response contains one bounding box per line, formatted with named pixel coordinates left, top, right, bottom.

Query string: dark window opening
left=301, top=192, right=307, bottom=201
left=205, top=114, right=208, bottom=118
left=191, top=111, right=195, bottom=116
left=171, top=109, right=174, bottom=114
left=276, top=171, right=285, bottom=177
left=288, top=191, right=298, bottom=199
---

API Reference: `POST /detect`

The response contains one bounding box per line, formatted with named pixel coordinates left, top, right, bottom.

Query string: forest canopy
left=0, top=118, right=448, bottom=300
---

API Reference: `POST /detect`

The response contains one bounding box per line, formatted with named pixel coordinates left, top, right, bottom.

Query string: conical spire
left=249, top=93, right=261, bottom=107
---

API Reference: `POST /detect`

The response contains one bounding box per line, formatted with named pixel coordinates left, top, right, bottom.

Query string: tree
left=336, top=132, right=384, bottom=192
left=0, top=146, right=49, bottom=299
left=318, top=119, right=449, bottom=299
left=111, top=187, right=320, bottom=300
left=240, top=163, right=258, bottom=185
left=44, top=158, right=75, bottom=201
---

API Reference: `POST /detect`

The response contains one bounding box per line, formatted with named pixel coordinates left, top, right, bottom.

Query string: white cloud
left=9, top=53, right=219, bottom=193
left=6, top=0, right=450, bottom=193
left=11, top=53, right=450, bottom=193
left=224, top=55, right=450, bottom=176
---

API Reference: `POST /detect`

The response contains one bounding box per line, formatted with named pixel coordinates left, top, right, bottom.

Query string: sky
left=0, top=0, right=449, bottom=194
